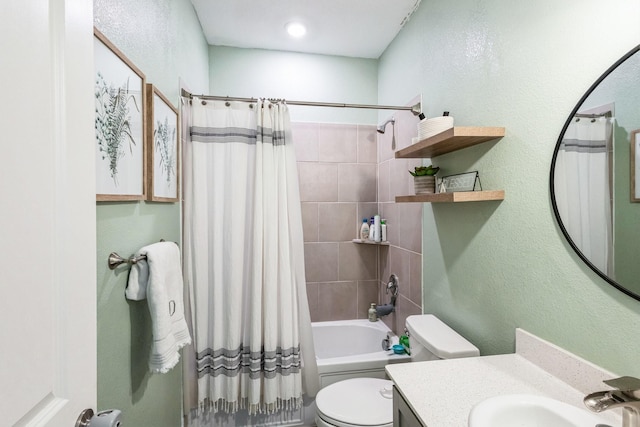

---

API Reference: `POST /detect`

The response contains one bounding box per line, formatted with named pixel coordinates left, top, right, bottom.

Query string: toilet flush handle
left=379, top=385, right=393, bottom=399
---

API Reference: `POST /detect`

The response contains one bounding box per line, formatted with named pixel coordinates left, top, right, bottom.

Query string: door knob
left=75, top=409, right=94, bottom=427
left=75, top=408, right=122, bottom=427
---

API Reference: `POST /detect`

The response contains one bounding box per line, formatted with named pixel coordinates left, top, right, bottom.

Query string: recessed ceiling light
left=286, top=22, right=307, bottom=38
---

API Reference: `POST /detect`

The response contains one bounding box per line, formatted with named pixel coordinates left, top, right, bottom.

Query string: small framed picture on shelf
left=146, top=84, right=179, bottom=202
left=94, top=28, right=146, bottom=201
left=439, top=171, right=482, bottom=193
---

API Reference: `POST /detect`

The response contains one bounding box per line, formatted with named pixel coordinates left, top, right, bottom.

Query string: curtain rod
left=181, top=89, right=422, bottom=116
left=575, top=111, right=612, bottom=118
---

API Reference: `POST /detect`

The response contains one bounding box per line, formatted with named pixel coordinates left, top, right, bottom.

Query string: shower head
left=377, top=117, right=395, bottom=134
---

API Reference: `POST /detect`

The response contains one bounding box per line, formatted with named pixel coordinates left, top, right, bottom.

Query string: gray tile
left=304, top=242, right=338, bottom=282
left=318, top=123, right=358, bottom=163
left=379, top=202, right=398, bottom=245
left=378, top=160, right=390, bottom=203
left=292, top=122, right=319, bottom=162
left=398, top=202, right=422, bottom=253
left=357, top=203, right=379, bottom=226
left=338, top=163, right=377, bottom=202
left=338, top=242, right=377, bottom=281
left=357, top=125, right=377, bottom=164
left=318, top=203, right=358, bottom=242
left=306, top=282, right=319, bottom=322
left=301, top=202, right=319, bottom=242
left=394, top=294, right=422, bottom=336
left=316, top=281, right=358, bottom=321
left=298, top=163, right=338, bottom=202
left=357, top=280, right=379, bottom=319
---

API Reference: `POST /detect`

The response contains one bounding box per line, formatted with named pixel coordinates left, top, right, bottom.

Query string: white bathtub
left=312, top=319, right=411, bottom=388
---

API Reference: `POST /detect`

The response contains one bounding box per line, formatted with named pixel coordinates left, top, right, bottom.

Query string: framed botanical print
left=94, top=28, right=146, bottom=201
left=146, top=84, right=179, bottom=202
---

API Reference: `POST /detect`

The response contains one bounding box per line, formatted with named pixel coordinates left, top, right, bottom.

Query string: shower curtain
left=554, top=116, right=613, bottom=275
left=182, top=98, right=319, bottom=422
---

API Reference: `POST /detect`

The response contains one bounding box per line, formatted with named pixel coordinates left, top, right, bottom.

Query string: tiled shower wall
left=293, top=122, right=380, bottom=321
left=293, top=114, right=424, bottom=333
left=377, top=109, right=424, bottom=334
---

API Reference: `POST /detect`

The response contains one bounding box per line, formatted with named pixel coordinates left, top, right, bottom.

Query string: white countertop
left=386, top=342, right=621, bottom=426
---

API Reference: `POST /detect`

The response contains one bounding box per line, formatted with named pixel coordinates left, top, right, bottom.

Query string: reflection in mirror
left=551, top=45, right=640, bottom=300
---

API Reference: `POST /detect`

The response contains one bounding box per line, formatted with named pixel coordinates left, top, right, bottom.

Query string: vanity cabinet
left=393, top=386, right=425, bottom=427
left=395, top=126, right=505, bottom=203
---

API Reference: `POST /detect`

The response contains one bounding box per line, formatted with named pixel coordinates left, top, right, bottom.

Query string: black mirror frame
left=549, top=44, right=640, bottom=302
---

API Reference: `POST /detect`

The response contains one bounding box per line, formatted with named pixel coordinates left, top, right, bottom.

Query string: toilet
left=314, top=314, right=480, bottom=427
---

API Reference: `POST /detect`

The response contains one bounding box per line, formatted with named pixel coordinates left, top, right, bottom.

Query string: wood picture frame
left=631, top=129, right=640, bottom=202
left=146, top=84, right=179, bottom=202
left=94, top=28, right=146, bottom=201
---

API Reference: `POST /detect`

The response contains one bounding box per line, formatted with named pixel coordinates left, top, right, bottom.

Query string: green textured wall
left=378, top=0, right=640, bottom=376
left=208, top=46, right=379, bottom=124
left=93, top=0, right=209, bottom=425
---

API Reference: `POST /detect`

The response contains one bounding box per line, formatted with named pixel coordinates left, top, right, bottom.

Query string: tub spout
left=376, top=304, right=394, bottom=317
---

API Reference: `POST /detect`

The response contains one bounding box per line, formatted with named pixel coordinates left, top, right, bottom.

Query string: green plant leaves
left=409, top=165, right=439, bottom=177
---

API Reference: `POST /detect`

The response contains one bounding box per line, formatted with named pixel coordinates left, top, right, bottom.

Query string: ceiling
left=190, top=0, right=422, bottom=59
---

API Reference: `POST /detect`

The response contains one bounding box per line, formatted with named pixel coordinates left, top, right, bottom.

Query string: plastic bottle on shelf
left=369, top=217, right=376, bottom=241
left=359, top=218, right=370, bottom=240
left=381, top=219, right=387, bottom=242
left=374, top=215, right=381, bottom=242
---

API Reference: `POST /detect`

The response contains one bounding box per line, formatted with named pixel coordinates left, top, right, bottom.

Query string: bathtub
left=312, top=319, right=411, bottom=388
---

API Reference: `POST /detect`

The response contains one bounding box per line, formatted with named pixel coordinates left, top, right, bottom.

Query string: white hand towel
left=126, top=241, right=192, bottom=373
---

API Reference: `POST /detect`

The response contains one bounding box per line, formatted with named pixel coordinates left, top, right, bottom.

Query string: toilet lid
left=316, top=378, right=394, bottom=427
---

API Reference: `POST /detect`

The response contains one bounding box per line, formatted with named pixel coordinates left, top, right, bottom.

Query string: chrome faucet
left=376, top=274, right=399, bottom=317
left=584, top=376, right=640, bottom=427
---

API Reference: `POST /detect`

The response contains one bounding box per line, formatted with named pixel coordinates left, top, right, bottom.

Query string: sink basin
left=468, top=394, right=617, bottom=427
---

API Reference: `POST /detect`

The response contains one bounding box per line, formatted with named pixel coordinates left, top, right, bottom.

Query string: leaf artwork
left=154, top=116, right=176, bottom=185
left=95, top=72, right=139, bottom=185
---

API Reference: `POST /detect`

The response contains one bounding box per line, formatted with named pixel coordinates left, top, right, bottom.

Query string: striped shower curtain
left=182, top=98, right=319, bottom=422
left=554, top=116, right=613, bottom=275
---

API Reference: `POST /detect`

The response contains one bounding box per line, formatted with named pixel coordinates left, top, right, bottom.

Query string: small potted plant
left=409, top=165, right=439, bottom=194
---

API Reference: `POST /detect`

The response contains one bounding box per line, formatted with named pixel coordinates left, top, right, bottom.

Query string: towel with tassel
left=126, top=241, right=191, bottom=373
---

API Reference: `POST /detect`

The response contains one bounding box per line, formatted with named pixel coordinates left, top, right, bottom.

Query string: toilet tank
left=405, top=314, right=480, bottom=362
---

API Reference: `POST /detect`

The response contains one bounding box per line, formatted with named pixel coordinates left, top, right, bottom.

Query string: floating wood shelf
left=395, top=126, right=505, bottom=158
left=395, top=190, right=505, bottom=203
left=352, top=239, right=390, bottom=246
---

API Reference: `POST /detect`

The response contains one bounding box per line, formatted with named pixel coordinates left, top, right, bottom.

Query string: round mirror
left=550, top=44, right=640, bottom=301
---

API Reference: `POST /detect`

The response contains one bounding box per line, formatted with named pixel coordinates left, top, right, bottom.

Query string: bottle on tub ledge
left=368, top=303, right=377, bottom=322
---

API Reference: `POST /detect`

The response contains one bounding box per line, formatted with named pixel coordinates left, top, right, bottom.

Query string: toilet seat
left=315, top=378, right=394, bottom=427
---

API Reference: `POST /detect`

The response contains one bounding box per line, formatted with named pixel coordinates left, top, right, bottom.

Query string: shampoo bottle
left=360, top=218, right=370, bottom=240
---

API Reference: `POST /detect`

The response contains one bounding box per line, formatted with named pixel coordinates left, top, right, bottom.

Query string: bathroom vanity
left=386, top=329, right=622, bottom=426
left=392, top=386, right=422, bottom=427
